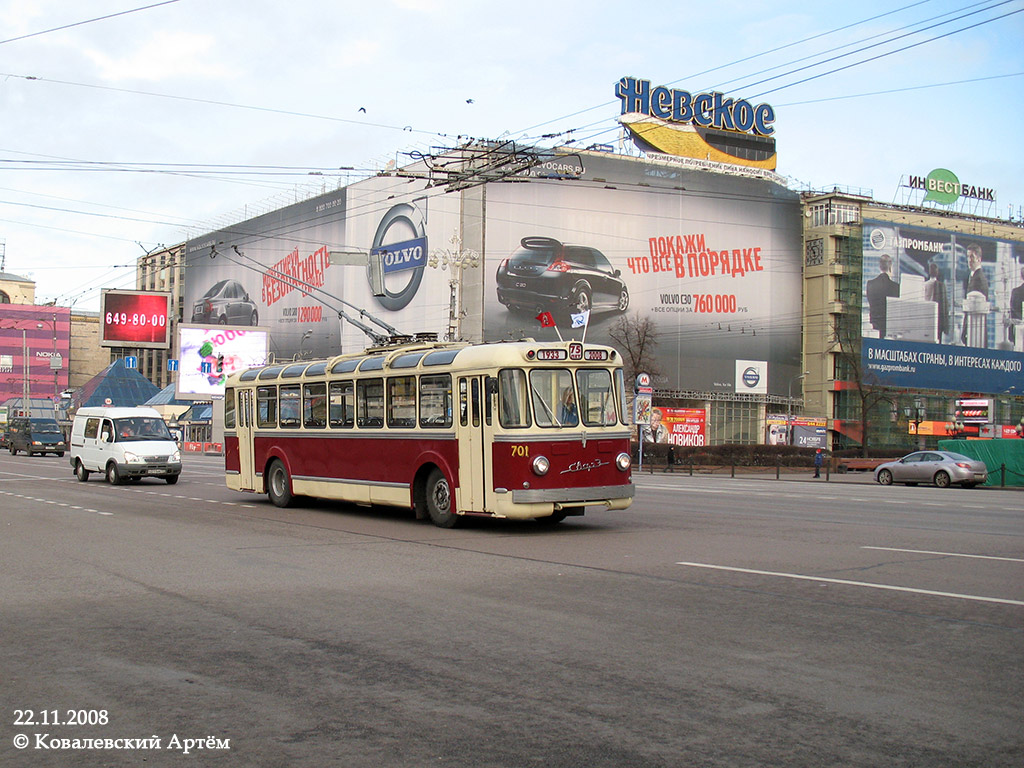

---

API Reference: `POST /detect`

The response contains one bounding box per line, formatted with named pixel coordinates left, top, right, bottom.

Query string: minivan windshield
left=113, top=417, right=173, bottom=441
left=30, top=420, right=62, bottom=433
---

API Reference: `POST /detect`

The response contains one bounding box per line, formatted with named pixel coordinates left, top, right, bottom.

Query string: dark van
left=8, top=417, right=67, bottom=457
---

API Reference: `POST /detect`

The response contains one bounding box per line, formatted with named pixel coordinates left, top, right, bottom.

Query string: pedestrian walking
left=813, top=448, right=823, bottom=478
left=665, top=444, right=676, bottom=472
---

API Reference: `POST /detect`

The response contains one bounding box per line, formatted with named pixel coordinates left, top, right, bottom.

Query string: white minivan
left=69, top=406, right=182, bottom=485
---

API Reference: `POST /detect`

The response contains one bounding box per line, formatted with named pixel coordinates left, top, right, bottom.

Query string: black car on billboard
left=496, top=236, right=629, bottom=318
left=191, top=280, right=259, bottom=326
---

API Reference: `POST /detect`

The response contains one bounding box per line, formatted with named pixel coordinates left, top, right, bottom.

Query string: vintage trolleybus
left=223, top=338, right=634, bottom=527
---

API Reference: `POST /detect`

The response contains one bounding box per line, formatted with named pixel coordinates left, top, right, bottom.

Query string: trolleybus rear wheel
left=267, top=460, right=295, bottom=508
left=425, top=468, right=458, bottom=528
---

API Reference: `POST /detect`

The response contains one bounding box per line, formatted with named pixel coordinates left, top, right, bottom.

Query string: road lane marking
left=675, top=561, right=1024, bottom=606
left=862, top=546, right=1024, bottom=563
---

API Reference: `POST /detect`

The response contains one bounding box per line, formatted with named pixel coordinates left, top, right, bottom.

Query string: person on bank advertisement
left=866, top=254, right=900, bottom=338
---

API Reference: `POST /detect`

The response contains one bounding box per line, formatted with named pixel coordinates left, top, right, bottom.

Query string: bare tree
left=830, top=316, right=897, bottom=457
left=607, top=312, right=661, bottom=385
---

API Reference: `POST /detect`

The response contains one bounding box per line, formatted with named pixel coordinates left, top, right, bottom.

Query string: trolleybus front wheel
left=267, top=459, right=295, bottom=508
left=425, top=468, right=459, bottom=528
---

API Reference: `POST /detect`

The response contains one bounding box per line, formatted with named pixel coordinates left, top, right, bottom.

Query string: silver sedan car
left=874, top=450, right=988, bottom=488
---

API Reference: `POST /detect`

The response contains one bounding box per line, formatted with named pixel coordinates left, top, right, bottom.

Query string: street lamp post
left=904, top=397, right=926, bottom=449
left=21, top=329, right=30, bottom=417
left=787, top=371, right=809, bottom=446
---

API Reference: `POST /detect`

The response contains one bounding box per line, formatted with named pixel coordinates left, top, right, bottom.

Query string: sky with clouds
left=1, top=0, right=1022, bottom=311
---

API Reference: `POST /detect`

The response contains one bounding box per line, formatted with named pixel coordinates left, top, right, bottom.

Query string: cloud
left=83, top=30, right=237, bottom=83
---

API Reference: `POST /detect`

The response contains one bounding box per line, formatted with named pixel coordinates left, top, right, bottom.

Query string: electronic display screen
left=100, top=290, right=172, bottom=349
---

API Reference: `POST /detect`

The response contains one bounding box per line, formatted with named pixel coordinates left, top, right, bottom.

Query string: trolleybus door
left=236, top=389, right=257, bottom=491
left=456, top=376, right=493, bottom=513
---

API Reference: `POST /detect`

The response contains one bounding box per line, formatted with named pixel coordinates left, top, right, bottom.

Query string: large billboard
left=0, top=304, right=71, bottom=407
left=175, top=324, right=269, bottom=400
left=860, top=220, right=1024, bottom=394
left=100, top=289, right=171, bottom=349
left=183, top=152, right=803, bottom=395
left=482, top=154, right=803, bottom=394
left=184, top=182, right=458, bottom=362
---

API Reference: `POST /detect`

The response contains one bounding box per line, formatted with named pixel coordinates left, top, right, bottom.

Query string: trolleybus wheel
left=267, top=459, right=294, bottom=508
left=425, top=467, right=458, bottom=528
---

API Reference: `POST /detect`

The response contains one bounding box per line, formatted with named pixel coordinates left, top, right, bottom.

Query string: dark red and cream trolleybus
left=223, top=338, right=634, bottom=527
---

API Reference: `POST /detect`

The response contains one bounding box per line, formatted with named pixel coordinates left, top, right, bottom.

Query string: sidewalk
left=635, top=463, right=1022, bottom=489
left=636, top=463, right=876, bottom=483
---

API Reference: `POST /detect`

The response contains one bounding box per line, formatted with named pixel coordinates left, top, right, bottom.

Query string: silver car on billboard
left=874, top=451, right=988, bottom=489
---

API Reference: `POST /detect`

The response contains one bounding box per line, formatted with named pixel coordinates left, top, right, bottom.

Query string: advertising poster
left=0, top=304, right=71, bottom=405
left=175, top=325, right=269, bottom=399
left=653, top=407, right=707, bottom=446
left=184, top=177, right=462, bottom=360
left=482, top=153, right=803, bottom=394
left=184, top=152, right=803, bottom=396
left=766, top=414, right=827, bottom=448
left=861, top=220, right=1024, bottom=394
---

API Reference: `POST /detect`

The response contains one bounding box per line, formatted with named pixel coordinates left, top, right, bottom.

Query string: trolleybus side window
left=224, top=388, right=236, bottom=429
left=419, top=374, right=452, bottom=427
left=471, top=378, right=481, bottom=427
left=280, top=385, right=301, bottom=428
left=357, top=378, right=384, bottom=428
left=387, top=376, right=416, bottom=428
left=257, top=386, right=277, bottom=428
left=303, top=383, right=327, bottom=429
left=329, top=380, right=354, bottom=428
left=459, top=379, right=469, bottom=426
left=530, top=369, right=576, bottom=427
left=576, top=368, right=617, bottom=427
left=497, top=369, right=530, bottom=428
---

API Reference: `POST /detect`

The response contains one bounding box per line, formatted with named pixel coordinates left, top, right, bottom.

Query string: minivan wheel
left=106, top=462, right=123, bottom=485
left=75, top=460, right=90, bottom=482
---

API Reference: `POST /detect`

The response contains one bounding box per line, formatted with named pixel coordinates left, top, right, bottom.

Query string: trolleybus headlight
left=616, top=452, right=631, bottom=471
left=531, top=455, right=550, bottom=476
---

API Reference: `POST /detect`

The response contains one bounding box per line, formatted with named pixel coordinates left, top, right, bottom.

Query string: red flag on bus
left=536, top=311, right=556, bottom=328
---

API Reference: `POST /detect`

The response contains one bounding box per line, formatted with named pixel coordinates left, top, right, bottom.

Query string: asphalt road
left=1, top=452, right=1021, bottom=767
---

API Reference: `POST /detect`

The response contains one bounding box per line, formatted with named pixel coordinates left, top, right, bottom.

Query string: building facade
left=802, top=191, right=1024, bottom=450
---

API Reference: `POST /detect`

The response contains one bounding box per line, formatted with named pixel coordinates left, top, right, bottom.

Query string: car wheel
left=570, top=287, right=591, bottom=315
left=56, top=451, right=64, bottom=457
left=218, top=316, right=228, bottom=325
left=267, top=459, right=294, bottom=508
left=877, top=469, right=893, bottom=486
left=9, top=445, right=16, bottom=455
left=166, top=475, right=179, bottom=485
left=250, top=310, right=259, bottom=326
left=424, top=467, right=459, bottom=528
left=106, top=462, right=123, bottom=485
left=961, top=482, right=977, bottom=489
left=617, top=287, right=630, bottom=312
left=934, top=470, right=951, bottom=488
left=75, top=460, right=90, bottom=482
